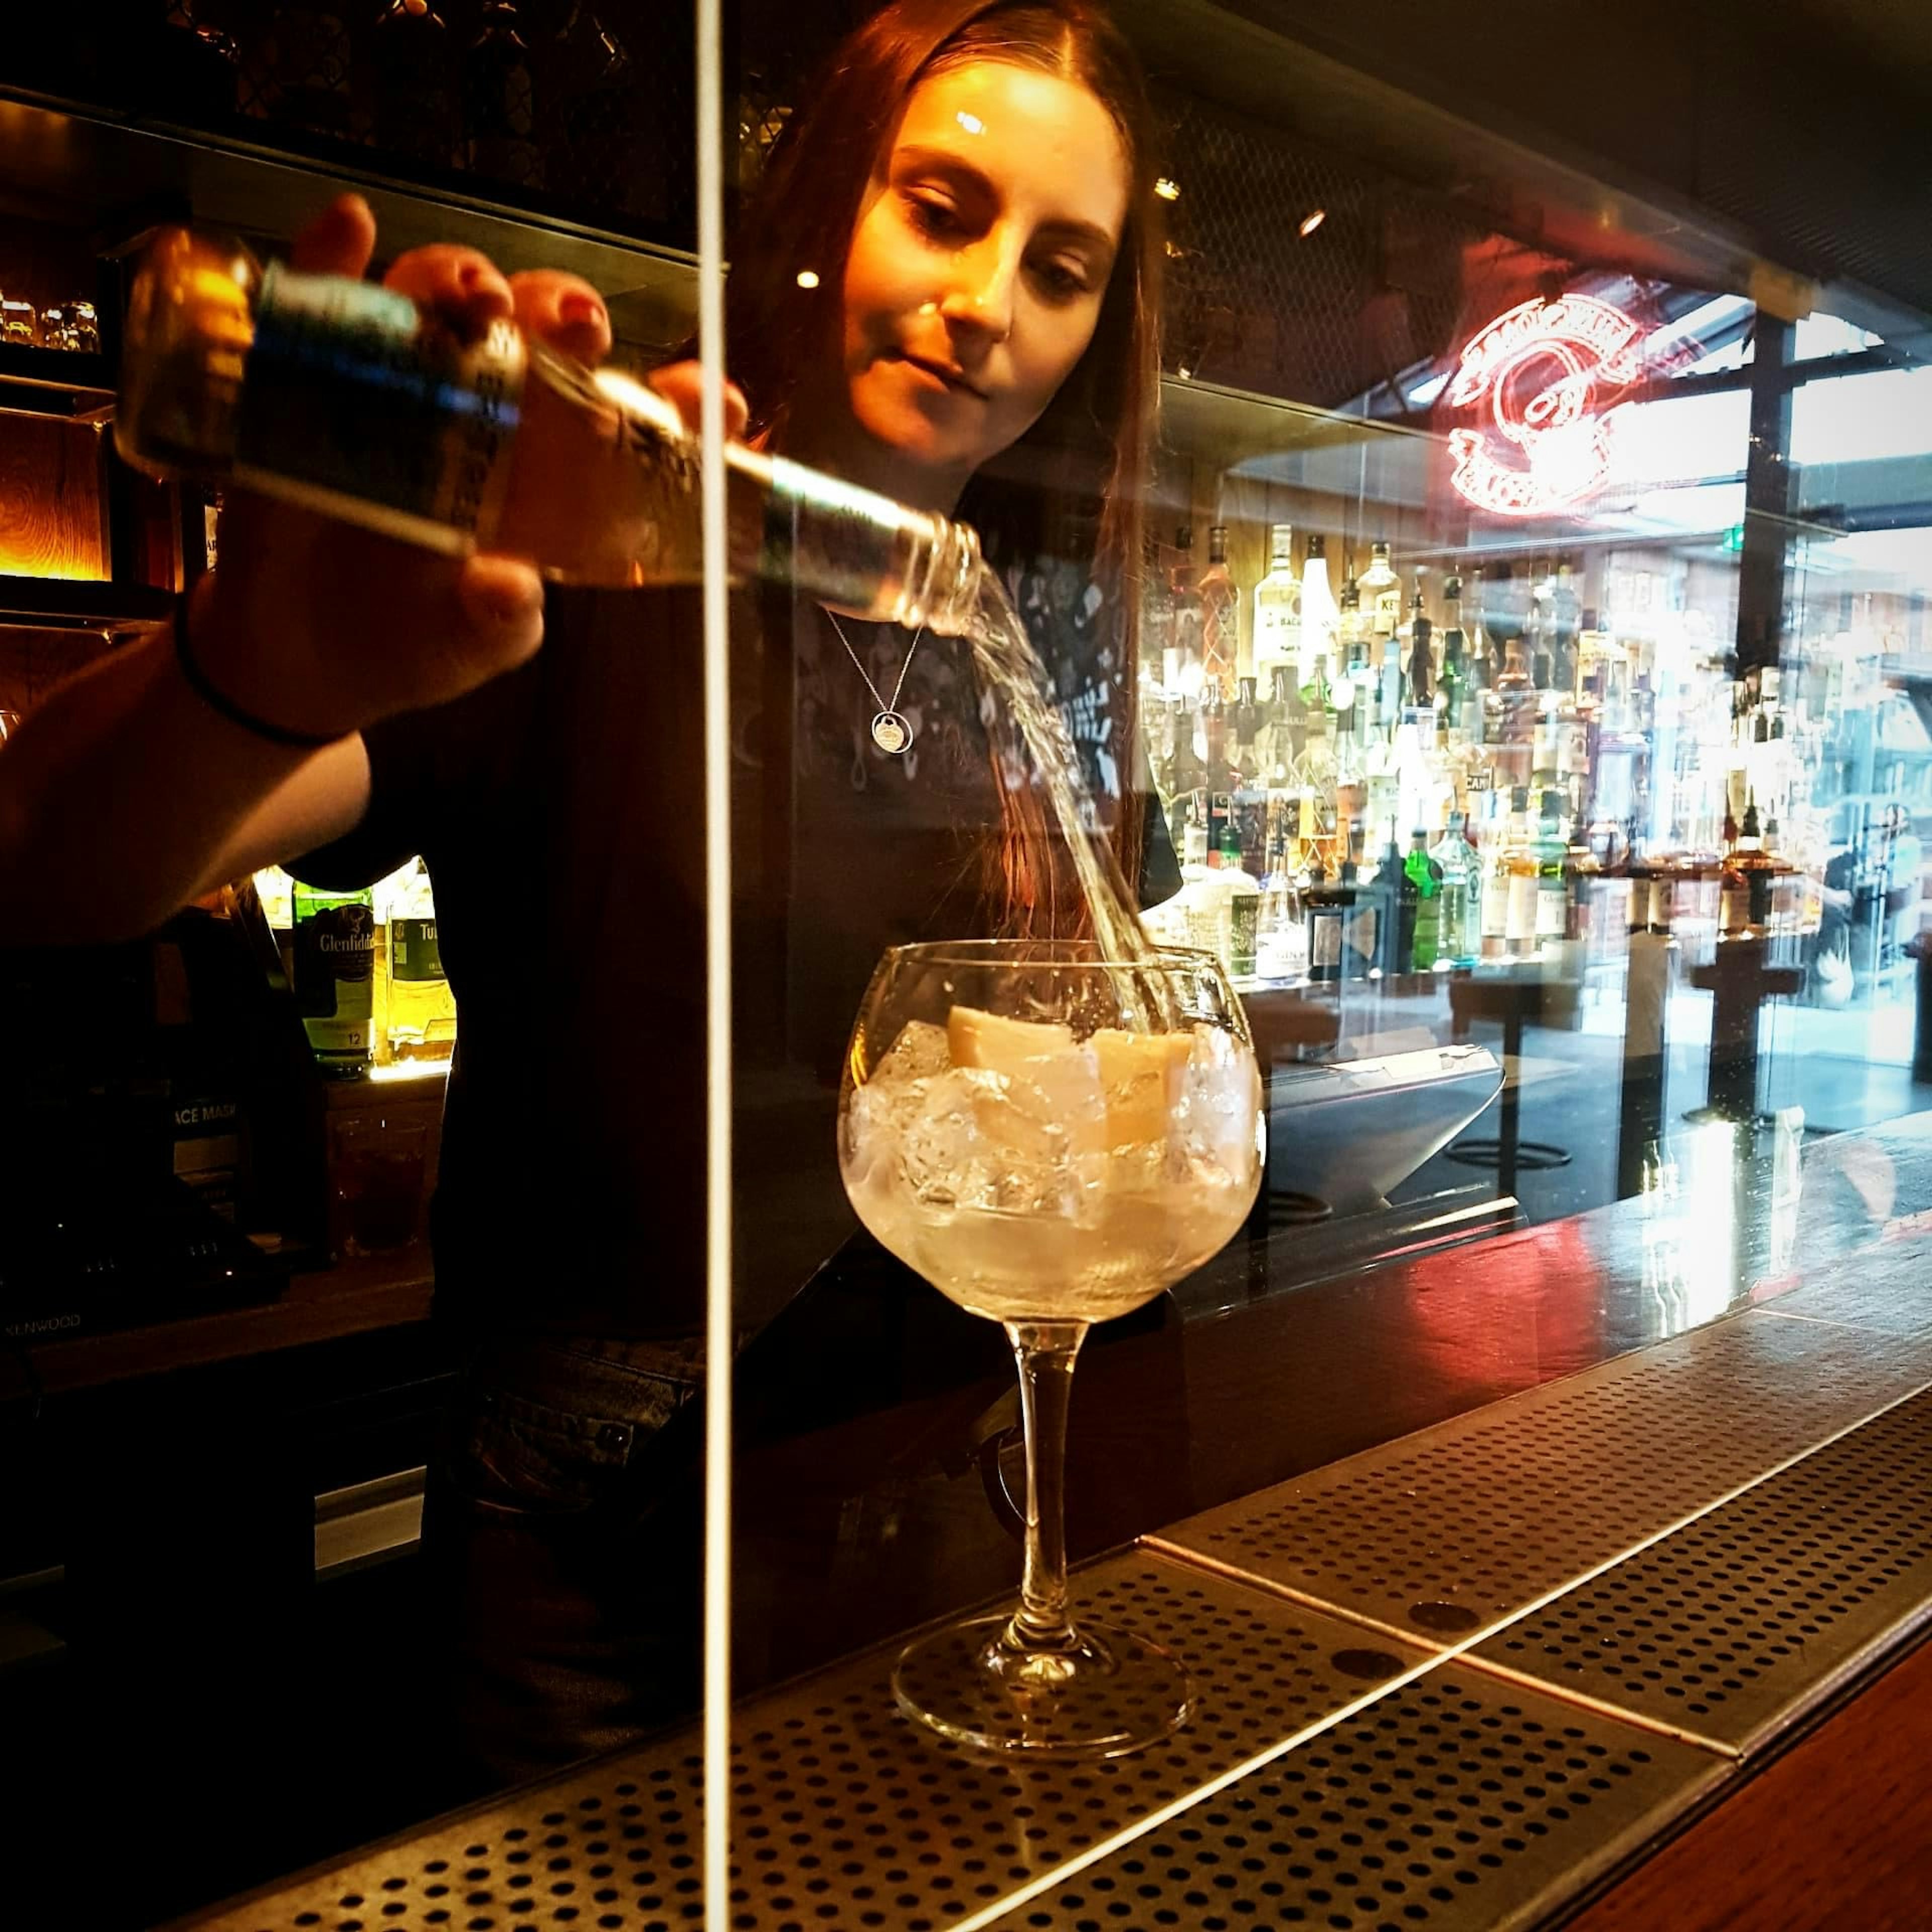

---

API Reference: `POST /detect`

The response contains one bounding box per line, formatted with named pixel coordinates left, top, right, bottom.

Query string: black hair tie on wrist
left=174, top=605, right=340, bottom=750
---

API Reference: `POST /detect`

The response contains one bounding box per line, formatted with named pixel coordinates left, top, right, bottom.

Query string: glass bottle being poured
left=115, top=227, right=983, bottom=636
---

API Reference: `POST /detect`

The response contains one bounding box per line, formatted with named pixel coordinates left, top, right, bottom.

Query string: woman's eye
left=906, top=194, right=963, bottom=240
left=1032, top=259, right=1092, bottom=301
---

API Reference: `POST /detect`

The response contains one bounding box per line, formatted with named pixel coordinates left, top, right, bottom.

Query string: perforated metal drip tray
left=983, top=1668, right=1727, bottom=1932
left=1148, top=1304, right=1932, bottom=1651
left=183, top=1552, right=1439, bottom=1932
left=1466, top=1383, right=1932, bottom=1757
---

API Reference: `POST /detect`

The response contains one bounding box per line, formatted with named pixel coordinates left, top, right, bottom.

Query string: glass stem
left=1003, top=1320, right=1088, bottom=1653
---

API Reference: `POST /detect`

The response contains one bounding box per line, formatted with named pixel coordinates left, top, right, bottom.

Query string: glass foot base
left=892, top=1613, right=1196, bottom=1758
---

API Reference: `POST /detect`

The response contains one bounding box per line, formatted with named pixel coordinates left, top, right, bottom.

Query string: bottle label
left=1506, top=873, right=1539, bottom=942
left=293, top=903, right=376, bottom=1041
left=1481, top=870, right=1510, bottom=936
left=235, top=263, right=525, bottom=551
left=1228, top=896, right=1258, bottom=976
left=1536, top=880, right=1569, bottom=938
left=390, top=915, right=446, bottom=983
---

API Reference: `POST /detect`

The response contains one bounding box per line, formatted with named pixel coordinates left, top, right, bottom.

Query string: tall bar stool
left=1689, top=934, right=1805, bottom=1123
left=1444, top=969, right=1580, bottom=1204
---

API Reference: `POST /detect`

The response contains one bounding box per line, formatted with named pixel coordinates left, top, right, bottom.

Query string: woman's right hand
left=186, top=194, right=616, bottom=741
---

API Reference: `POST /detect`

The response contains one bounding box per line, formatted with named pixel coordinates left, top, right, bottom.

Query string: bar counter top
left=168, top=1110, right=1932, bottom=1932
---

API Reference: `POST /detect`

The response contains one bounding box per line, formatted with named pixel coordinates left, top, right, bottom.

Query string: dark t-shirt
left=297, top=579, right=1174, bottom=1341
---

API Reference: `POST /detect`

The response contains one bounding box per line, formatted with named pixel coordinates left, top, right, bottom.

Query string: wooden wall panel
left=0, top=416, right=107, bottom=580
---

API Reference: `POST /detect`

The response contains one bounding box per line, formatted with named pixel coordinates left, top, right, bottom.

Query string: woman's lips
left=891, top=351, right=987, bottom=399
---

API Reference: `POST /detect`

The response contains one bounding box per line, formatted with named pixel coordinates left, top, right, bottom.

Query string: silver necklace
left=826, top=608, right=924, bottom=755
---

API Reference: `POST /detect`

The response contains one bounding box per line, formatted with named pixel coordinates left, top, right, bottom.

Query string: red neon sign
left=1445, top=294, right=1643, bottom=518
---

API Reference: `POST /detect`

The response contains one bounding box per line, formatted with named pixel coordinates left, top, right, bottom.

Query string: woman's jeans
left=419, top=1332, right=707, bottom=1787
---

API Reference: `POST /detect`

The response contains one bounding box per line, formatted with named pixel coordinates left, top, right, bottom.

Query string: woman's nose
left=938, top=235, right=1018, bottom=343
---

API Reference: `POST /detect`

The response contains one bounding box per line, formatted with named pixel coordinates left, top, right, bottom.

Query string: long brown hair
left=729, top=0, right=1163, bottom=934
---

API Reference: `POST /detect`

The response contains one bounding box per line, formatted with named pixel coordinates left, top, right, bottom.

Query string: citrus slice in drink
left=1090, top=1027, right=1193, bottom=1144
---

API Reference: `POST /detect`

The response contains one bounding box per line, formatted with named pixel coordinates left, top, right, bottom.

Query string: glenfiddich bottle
left=117, top=228, right=982, bottom=634
left=291, top=878, right=376, bottom=1076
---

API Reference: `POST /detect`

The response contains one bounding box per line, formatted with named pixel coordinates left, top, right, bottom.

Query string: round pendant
left=870, top=709, right=913, bottom=755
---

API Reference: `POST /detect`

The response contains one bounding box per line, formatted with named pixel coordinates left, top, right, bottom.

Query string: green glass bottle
left=1406, top=830, right=1443, bottom=971
left=291, top=878, right=376, bottom=1077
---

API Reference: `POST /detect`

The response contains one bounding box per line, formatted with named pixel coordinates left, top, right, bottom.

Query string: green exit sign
left=1723, top=523, right=1747, bottom=552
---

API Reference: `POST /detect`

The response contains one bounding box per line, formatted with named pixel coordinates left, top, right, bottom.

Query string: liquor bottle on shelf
left=1499, top=559, right=1535, bottom=673
left=1304, top=863, right=1348, bottom=984
left=1527, top=558, right=1555, bottom=690
left=1169, top=526, right=1204, bottom=687
left=1362, top=538, right=1402, bottom=642
left=1430, top=814, right=1476, bottom=967
left=1500, top=787, right=1541, bottom=960
left=120, top=230, right=986, bottom=629
left=1300, top=653, right=1333, bottom=746
left=466, top=2, right=543, bottom=187
left=291, top=877, right=376, bottom=1077
left=1299, top=534, right=1339, bottom=675
left=1337, top=571, right=1366, bottom=660
left=1531, top=700, right=1562, bottom=792
left=1143, top=532, right=1178, bottom=690
left=1197, top=672, right=1227, bottom=774
left=1232, top=674, right=1262, bottom=770
left=1721, top=800, right=1777, bottom=937
left=1466, top=563, right=1496, bottom=696
left=1256, top=835, right=1307, bottom=980
left=1760, top=812, right=1803, bottom=944
left=1232, top=676, right=1267, bottom=872
left=1405, top=589, right=1433, bottom=711
left=1180, top=791, right=1211, bottom=869
left=375, top=1, right=463, bottom=170
left=547, top=3, right=642, bottom=215
left=1260, top=665, right=1302, bottom=781
left=1533, top=791, right=1571, bottom=951
left=1199, top=524, right=1239, bottom=693
left=1378, top=827, right=1415, bottom=976
left=1478, top=792, right=1513, bottom=960
left=1198, top=679, right=1232, bottom=857
left=1277, top=792, right=1312, bottom=881
left=1252, top=523, right=1301, bottom=682
left=1565, top=818, right=1604, bottom=962
left=1339, top=858, right=1378, bottom=981
left=1217, top=823, right=1261, bottom=973
left=269, top=4, right=355, bottom=141
left=1548, top=557, right=1581, bottom=692
left=1152, top=694, right=1183, bottom=799
left=1406, top=830, right=1443, bottom=972
left=383, top=857, right=458, bottom=1061
left=1486, top=629, right=1538, bottom=765
left=1166, top=697, right=1201, bottom=857
left=159, top=1, right=242, bottom=119
left=1437, top=575, right=1468, bottom=736
left=1332, top=671, right=1364, bottom=853
left=1380, top=621, right=1405, bottom=729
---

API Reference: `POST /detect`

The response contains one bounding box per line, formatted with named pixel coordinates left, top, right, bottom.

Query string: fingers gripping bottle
left=116, top=227, right=982, bottom=633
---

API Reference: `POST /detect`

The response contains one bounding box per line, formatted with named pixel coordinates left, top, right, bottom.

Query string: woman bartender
left=0, top=0, right=1169, bottom=1783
